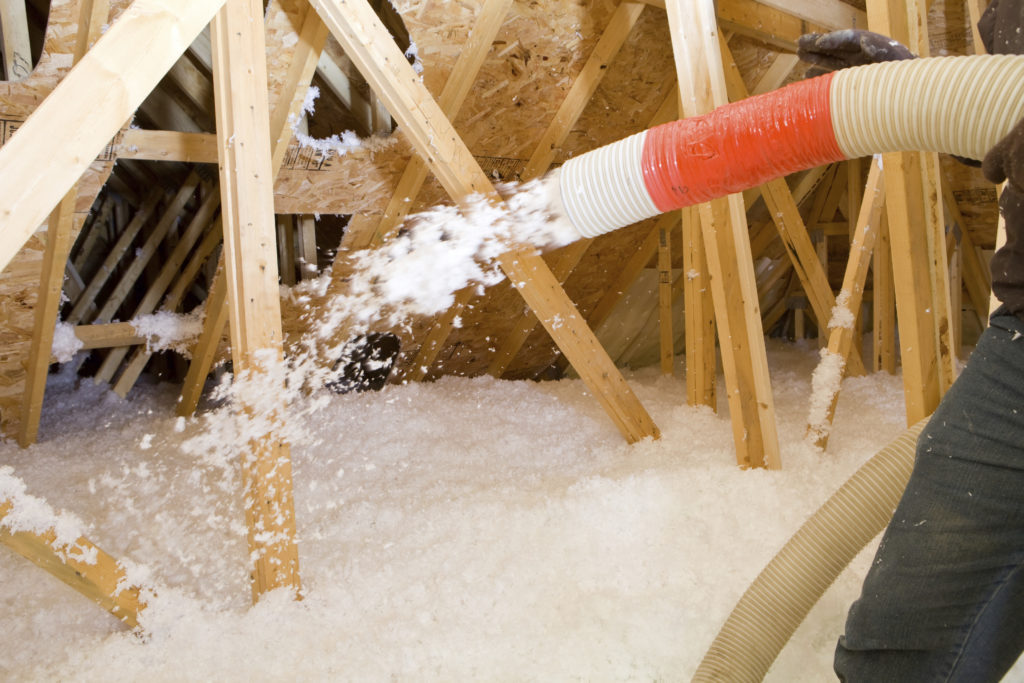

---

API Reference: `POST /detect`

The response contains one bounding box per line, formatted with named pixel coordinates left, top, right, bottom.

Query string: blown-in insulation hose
left=550, top=55, right=1024, bottom=238
left=692, top=420, right=928, bottom=682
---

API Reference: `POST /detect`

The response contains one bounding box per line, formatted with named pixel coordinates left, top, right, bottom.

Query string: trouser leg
left=834, top=315, right=1024, bottom=682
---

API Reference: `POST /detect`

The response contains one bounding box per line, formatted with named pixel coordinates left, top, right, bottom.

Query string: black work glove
left=984, top=117, right=1024, bottom=194
left=797, top=29, right=915, bottom=78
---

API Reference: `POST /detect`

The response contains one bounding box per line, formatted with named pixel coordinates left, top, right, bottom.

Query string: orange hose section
left=641, top=73, right=846, bottom=212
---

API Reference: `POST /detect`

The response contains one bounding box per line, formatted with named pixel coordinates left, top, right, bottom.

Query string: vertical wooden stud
left=296, top=215, right=318, bottom=279
left=682, top=206, right=717, bottom=409
left=179, top=0, right=329, bottom=415
left=867, top=0, right=949, bottom=423
left=211, top=0, right=300, bottom=600
left=657, top=221, right=674, bottom=375
left=667, top=0, right=780, bottom=468
left=17, top=0, right=110, bottom=446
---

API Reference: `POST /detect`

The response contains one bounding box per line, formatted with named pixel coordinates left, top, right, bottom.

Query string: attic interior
left=0, top=0, right=1009, bottom=676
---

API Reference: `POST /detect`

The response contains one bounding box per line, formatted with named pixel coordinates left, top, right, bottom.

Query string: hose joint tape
left=642, top=73, right=844, bottom=213
left=556, top=130, right=659, bottom=239
left=831, top=54, right=1024, bottom=160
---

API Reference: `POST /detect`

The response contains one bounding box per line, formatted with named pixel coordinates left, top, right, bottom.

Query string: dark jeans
left=834, top=313, right=1024, bottom=682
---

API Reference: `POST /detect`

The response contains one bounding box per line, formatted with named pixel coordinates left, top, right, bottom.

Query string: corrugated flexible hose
left=547, top=55, right=1024, bottom=239
left=692, top=420, right=927, bottom=682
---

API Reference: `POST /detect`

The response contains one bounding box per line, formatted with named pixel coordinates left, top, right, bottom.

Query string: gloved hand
left=984, top=117, right=1024, bottom=194
left=797, top=29, right=915, bottom=77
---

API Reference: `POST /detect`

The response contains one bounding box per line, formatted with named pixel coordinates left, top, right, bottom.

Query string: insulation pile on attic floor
left=3, top=342, right=915, bottom=681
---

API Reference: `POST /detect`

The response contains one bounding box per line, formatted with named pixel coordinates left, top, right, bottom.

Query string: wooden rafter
left=109, top=230, right=222, bottom=385
left=716, top=0, right=827, bottom=51
left=657, top=217, right=674, bottom=374
left=340, top=0, right=515, bottom=251
left=0, top=0, right=224, bottom=276
left=753, top=0, right=866, bottom=30
left=115, top=129, right=218, bottom=163
left=310, top=0, right=659, bottom=443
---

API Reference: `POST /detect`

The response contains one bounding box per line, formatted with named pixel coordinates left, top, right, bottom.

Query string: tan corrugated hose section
left=831, top=55, right=1024, bottom=161
left=692, top=421, right=927, bottom=682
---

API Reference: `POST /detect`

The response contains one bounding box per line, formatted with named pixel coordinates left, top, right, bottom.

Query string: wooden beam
left=484, top=239, right=592, bottom=378
left=989, top=193, right=1007, bottom=316
left=808, top=156, right=886, bottom=448
left=212, top=0, right=301, bottom=600
left=657, top=219, right=674, bottom=374
left=296, top=215, right=317, bottom=279
left=717, top=0, right=826, bottom=51
left=71, top=194, right=115, bottom=276
left=1, top=500, right=143, bottom=628
left=0, top=0, right=225, bottom=276
left=966, top=0, right=989, bottom=55
left=682, top=206, right=717, bottom=408
left=176, top=265, right=229, bottom=416
left=176, top=0, right=329, bottom=416
left=115, top=129, right=218, bottom=163
left=341, top=0, right=515, bottom=250
left=924, top=155, right=956, bottom=394
left=276, top=216, right=297, bottom=286
left=867, top=0, right=950, bottom=423
left=18, top=192, right=76, bottom=446
left=667, top=0, right=780, bottom=469
left=754, top=0, right=866, bottom=30
left=751, top=52, right=800, bottom=95
left=71, top=322, right=146, bottom=350
left=207, top=0, right=302, bottom=598
left=268, top=1, right=330, bottom=178
left=872, top=211, right=896, bottom=372
left=165, top=52, right=214, bottom=117
left=209, top=0, right=301, bottom=602
left=311, top=0, right=658, bottom=443
left=0, top=0, right=32, bottom=79
left=18, top=0, right=111, bottom=447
